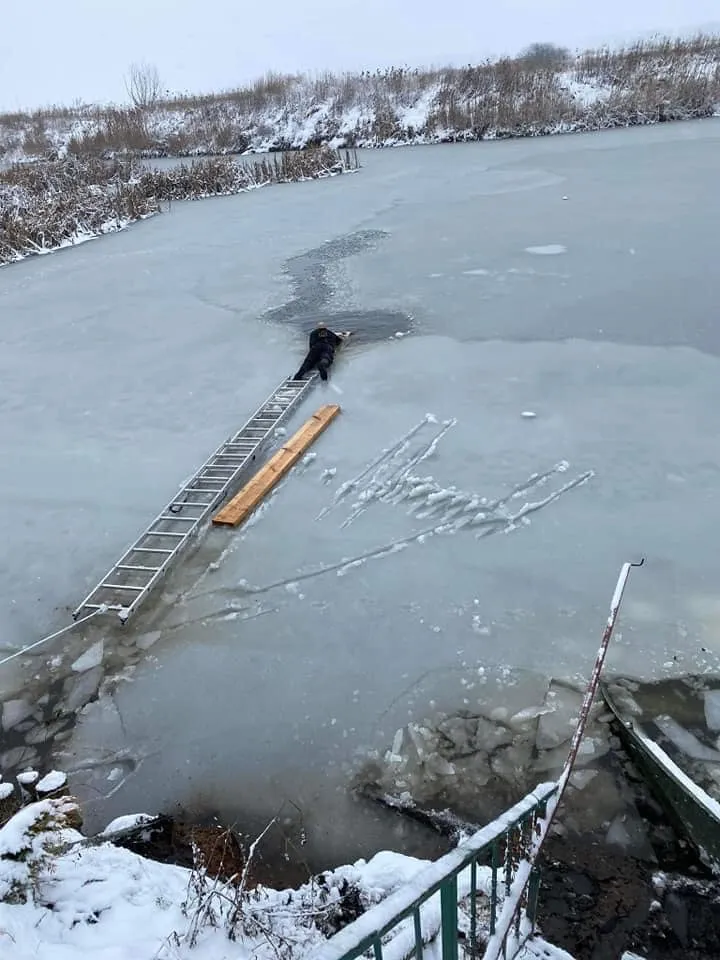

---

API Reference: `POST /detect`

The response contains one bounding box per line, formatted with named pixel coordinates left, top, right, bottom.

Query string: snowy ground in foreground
left=0, top=798, right=573, bottom=960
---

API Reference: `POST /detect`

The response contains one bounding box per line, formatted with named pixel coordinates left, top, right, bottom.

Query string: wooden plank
left=212, top=404, right=341, bottom=527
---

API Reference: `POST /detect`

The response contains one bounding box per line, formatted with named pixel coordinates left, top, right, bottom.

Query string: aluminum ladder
left=72, top=375, right=316, bottom=624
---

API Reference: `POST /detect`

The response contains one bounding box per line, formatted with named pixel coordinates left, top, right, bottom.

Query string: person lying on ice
left=292, top=322, right=351, bottom=382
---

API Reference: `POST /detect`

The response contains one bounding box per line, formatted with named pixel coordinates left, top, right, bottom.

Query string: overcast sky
left=1, top=1, right=718, bottom=111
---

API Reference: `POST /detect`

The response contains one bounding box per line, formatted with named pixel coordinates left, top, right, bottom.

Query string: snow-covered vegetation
left=0, top=149, right=355, bottom=265
left=0, top=772, right=571, bottom=960
left=1, top=35, right=718, bottom=161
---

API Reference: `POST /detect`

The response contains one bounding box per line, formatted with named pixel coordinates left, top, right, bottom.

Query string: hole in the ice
left=263, top=229, right=413, bottom=344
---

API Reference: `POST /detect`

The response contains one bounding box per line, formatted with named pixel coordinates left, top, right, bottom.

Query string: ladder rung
left=128, top=547, right=174, bottom=554
left=186, top=481, right=224, bottom=488
left=158, top=515, right=197, bottom=522
left=82, top=603, right=125, bottom=610
left=117, top=564, right=161, bottom=572
left=169, top=500, right=212, bottom=507
left=201, top=468, right=234, bottom=475
left=145, top=531, right=186, bottom=538
left=100, top=583, right=146, bottom=591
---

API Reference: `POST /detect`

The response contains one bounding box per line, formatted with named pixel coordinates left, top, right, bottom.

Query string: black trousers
left=294, top=345, right=334, bottom=381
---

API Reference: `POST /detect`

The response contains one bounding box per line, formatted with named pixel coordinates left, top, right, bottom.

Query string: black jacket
left=309, top=327, right=343, bottom=352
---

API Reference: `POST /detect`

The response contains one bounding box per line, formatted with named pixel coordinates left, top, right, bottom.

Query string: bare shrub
left=125, top=61, right=162, bottom=109
left=520, top=42, right=571, bottom=72
left=67, top=108, right=154, bottom=156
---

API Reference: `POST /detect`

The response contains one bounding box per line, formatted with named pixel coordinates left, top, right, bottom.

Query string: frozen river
left=2, top=119, right=720, bottom=866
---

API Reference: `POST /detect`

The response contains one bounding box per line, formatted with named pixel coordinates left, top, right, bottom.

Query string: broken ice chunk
left=704, top=690, right=720, bottom=733
left=1, top=699, right=34, bottom=732
left=71, top=639, right=104, bottom=672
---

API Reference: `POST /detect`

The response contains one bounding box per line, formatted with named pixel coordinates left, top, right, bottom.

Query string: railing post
left=440, top=875, right=459, bottom=960
left=490, top=840, right=499, bottom=935
left=526, top=868, right=542, bottom=931
left=470, top=858, right=478, bottom=955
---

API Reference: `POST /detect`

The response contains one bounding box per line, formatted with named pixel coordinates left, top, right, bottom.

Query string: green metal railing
left=313, top=781, right=558, bottom=960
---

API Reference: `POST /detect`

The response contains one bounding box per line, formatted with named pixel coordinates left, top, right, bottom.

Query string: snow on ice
left=36, top=771, right=67, bottom=794
left=525, top=245, right=567, bottom=256
left=100, top=813, right=157, bottom=836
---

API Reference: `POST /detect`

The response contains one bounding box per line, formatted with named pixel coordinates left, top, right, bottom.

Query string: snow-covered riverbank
left=0, top=779, right=574, bottom=960
left=0, top=150, right=355, bottom=266
left=1, top=35, right=718, bottom=162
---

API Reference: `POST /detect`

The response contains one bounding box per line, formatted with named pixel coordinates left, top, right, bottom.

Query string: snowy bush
left=0, top=796, right=82, bottom=905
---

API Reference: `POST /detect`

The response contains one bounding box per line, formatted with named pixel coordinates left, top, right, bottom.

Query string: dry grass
left=0, top=148, right=356, bottom=264
left=0, top=34, right=718, bottom=158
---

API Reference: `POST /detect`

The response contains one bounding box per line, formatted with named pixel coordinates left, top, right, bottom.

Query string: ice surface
left=1, top=121, right=720, bottom=861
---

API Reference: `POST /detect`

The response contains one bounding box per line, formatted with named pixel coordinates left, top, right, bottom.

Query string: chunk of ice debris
left=274, top=427, right=287, bottom=437
left=37, top=770, right=67, bottom=794
left=0, top=783, right=14, bottom=801
left=569, top=769, right=598, bottom=790
left=521, top=411, right=537, bottom=419
left=321, top=467, right=337, bottom=483
left=704, top=690, right=720, bottom=732
left=71, top=639, right=104, bottom=672
left=64, top=666, right=103, bottom=712
left=301, top=452, right=317, bottom=465
left=510, top=704, right=552, bottom=726
left=655, top=714, right=720, bottom=762
left=1, top=699, right=34, bottom=732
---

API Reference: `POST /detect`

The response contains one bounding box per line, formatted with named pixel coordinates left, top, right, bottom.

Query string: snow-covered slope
left=0, top=795, right=574, bottom=960
left=2, top=36, right=718, bottom=161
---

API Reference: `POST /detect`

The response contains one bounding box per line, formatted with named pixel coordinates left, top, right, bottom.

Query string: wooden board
left=212, top=404, right=341, bottom=527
